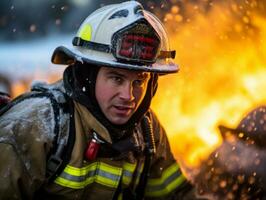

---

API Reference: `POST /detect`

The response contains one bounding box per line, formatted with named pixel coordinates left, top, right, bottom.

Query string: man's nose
left=119, top=82, right=134, bottom=101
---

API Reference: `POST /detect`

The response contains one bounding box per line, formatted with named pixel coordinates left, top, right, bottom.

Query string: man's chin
left=110, top=119, right=130, bottom=125
left=108, top=115, right=131, bottom=125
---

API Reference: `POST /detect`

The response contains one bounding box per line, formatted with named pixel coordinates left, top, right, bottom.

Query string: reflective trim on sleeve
left=118, top=193, right=123, bottom=200
left=54, top=162, right=122, bottom=189
left=122, top=162, right=136, bottom=185
left=145, top=163, right=186, bottom=197
left=122, top=161, right=144, bottom=186
left=133, top=161, right=144, bottom=188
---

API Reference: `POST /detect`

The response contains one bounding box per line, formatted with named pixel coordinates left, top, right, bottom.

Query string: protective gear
left=51, top=1, right=178, bottom=74
left=50, top=102, right=187, bottom=200
left=0, top=81, right=191, bottom=199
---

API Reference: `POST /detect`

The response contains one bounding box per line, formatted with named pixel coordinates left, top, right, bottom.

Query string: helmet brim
left=51, top=46, right=179, bottom=74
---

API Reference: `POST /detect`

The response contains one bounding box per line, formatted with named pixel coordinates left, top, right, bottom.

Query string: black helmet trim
left=72, top=37, right=112, bottom=53
left=51, top=46, right=179, bottom=74
left=73, top=37, right=176, bottom=61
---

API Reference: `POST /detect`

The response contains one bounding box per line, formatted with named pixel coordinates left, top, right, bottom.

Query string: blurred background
left=1, top=0, right=266, bottom=168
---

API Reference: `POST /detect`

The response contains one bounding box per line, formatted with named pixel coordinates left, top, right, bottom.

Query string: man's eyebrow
left=106, top=70, right=126, bottom=78
left=106, top=70, right=149, bottom=79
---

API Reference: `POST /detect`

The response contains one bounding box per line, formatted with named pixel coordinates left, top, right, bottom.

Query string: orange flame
left=12, top=70, right=62, bottom=98
left=151, top=1, right=266, bottom=169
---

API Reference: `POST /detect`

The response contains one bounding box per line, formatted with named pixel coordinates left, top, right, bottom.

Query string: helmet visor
left=114, top=33, right=160, bottom=64
left=112, top=20, right=160, bottom=64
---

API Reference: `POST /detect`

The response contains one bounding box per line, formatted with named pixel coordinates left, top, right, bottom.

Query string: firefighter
left=0, top=1, right=199, bottom=200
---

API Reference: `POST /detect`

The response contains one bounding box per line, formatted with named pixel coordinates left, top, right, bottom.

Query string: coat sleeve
left=144, top=109, right=200, bottom=200
left=0, top=96, right=56, bottom=199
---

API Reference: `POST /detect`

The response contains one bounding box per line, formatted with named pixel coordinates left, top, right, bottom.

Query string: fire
left=151, top=0, right=266, bottom=169
left=11, top=71, right=62, bottom=98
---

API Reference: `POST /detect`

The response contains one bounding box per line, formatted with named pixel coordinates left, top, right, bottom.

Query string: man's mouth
left=113, top=105, right=134, bottom=115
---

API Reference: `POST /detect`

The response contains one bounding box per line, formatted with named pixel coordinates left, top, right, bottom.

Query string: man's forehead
left=102, top=67, right=150, bottom=78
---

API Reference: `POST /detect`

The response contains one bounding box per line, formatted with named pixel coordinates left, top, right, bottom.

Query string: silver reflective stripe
left=59, top=169, right=120, bottom=183
left=98, top=169, right=120, bottom=182
left=145, top=163, right=186, bottom=197
left=123, top=170, right=133, bottom=178
left=54, top=162, right=122, bottom=189
left=122, top=161, right=144, bottom=186
left=146, top=168, right=182, bottom=191
left=122, top=162, right=136, bottom=185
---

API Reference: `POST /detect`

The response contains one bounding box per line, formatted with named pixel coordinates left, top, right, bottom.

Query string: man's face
left=95, top=67, right=150, bottom=125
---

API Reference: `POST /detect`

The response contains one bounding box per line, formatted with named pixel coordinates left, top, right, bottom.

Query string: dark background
left=0, top=0, right=172, bottom=41
left=1, top=0, right=265, bottom=41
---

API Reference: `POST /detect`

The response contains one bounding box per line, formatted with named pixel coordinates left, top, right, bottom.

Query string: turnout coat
left=0, top=81, right=191, bottom=200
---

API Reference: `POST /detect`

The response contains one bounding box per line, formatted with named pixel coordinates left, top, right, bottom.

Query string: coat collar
left=74, top=101, right=113, bottom=144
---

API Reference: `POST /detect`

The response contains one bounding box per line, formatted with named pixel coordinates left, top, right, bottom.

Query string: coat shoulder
left=0, top=80, right=68, bottom=145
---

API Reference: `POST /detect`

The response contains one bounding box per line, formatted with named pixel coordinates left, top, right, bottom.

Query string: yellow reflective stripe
left=98, top=162, right=122, bottom=176
left=148, top=163, right=180, bottom=186
left=64, top=162, right=122, bottom=176
left=121, top=161, right=144, bottom=186
left=54, top=162, right=122, bottom=189
left=54, top=176, right=94, bottom=189
left=123, top=162, right=136, bottom=172
left=145, top=163, right=186, bottom=197
left=64, top=163, right=96, bottom=176
left=122, top=162, right=136, bottom=185
left=134, top=162, right=144, bottom=187
left=146, top=175, right=186, bottom=197
left=118, top=193, right=123, bottom=200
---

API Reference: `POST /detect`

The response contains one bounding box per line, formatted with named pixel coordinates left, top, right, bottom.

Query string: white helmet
left=52, top=1, right=179, bottom=74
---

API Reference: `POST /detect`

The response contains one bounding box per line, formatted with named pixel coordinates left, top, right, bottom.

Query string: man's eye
left=111, top=76, right=122, bottom=83
left=134, top=79, right=145, bottom=86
